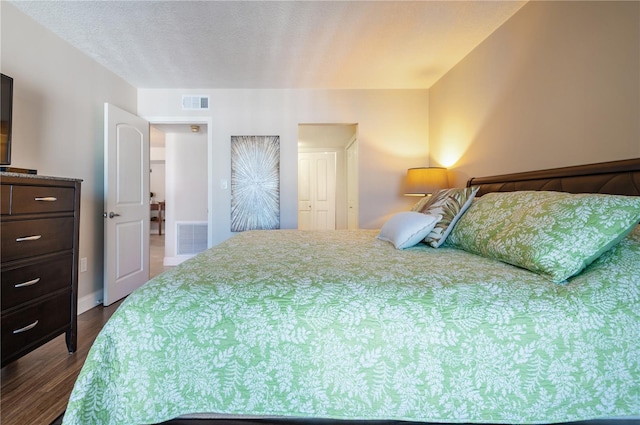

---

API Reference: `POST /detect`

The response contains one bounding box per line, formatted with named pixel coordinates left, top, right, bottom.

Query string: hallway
left=150, top=234, right=172, bottom=279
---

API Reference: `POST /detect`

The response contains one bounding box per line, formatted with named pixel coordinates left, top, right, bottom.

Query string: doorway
left=297, top=124, right=358, bottom=230
left=149, top=123, right=209, bottom=275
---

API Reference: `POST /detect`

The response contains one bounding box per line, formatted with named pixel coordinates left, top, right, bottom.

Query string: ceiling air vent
left=182, top=95, right=210, bottom=110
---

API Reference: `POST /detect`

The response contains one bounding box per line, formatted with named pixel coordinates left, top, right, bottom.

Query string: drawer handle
left=34, top=197, right=58, bottom=202
left=14, top=278, right=41, bottom=288
left=15, top=235, right=42, bottom=242
left=13, top=320, right=39, bottom=334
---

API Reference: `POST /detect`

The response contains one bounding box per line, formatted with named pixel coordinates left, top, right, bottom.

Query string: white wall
left=1, top=3, right=138, bottom=312
left=139, top=89, right=429, bottom=245
left=164, top=129, right=208, bottom=262
left=429, top=1, right=640, bottom=186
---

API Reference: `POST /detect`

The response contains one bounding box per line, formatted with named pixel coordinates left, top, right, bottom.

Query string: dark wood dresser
left=1, top=173, right=81, bottom=367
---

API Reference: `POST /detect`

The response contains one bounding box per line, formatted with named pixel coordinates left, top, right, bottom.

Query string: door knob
left=108, top=212, right=121, bottom=219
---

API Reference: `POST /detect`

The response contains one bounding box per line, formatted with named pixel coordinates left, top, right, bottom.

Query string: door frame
left=346, top=138, right=359, bottom=230
left=144, top=116, right=213, bottom=249
left=297, top=123, right=358, bottom=230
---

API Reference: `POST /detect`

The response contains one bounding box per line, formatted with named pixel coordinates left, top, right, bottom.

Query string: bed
left=63, top=158, right=640, bottom=425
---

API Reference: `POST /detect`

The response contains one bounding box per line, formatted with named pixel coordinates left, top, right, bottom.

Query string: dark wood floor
left=1, top=299, right=123, bottom=425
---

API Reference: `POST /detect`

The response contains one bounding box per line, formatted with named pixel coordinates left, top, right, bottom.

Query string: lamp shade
left=405, top=167, right=449, bottom=196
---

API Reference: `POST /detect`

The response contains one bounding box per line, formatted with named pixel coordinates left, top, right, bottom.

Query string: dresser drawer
left=1, top=254, right=72, bottom=311
left=9, top=185, right=76, bottom=214
left=1, top=218, right=74, bottom=262
left=1, top=291, right=71, bottom=363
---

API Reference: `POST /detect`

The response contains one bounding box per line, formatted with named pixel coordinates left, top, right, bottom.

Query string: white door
left=346, top=141, right=359, bottom=229
left=103, top=103, right=150, bottom=306
left=298, top=152, right=336, bottom=230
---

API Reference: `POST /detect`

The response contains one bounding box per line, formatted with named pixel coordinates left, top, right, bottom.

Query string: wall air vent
left=176, top=222, right=208, bottom=255
left=182, top=95, right=210, bottom=110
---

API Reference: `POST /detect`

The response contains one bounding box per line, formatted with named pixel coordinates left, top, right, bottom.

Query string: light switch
left=220, top=179, right=228, bottom=189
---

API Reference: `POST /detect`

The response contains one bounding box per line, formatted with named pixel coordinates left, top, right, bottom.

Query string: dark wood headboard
left=467, top=158, right=640, bottom=197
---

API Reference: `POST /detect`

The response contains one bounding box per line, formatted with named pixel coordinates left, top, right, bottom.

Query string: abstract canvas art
left=230, top=135, right=280, bottom=232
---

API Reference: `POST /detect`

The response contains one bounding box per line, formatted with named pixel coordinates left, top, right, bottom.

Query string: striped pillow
left=411, top=186, right=479, bottom=247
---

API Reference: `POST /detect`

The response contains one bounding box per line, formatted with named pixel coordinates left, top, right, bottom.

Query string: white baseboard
left=78, top=289, right=104, bottom=315
left=163, top=255, right=195, bottom=266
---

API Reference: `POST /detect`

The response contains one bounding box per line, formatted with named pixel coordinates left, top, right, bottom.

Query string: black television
left=1, top=73, right=13, bottom=165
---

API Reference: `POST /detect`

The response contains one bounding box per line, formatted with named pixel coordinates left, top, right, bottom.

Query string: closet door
left=298, top=152, right=336, bottom=230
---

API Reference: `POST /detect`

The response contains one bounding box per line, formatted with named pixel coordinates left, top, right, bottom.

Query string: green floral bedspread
left=64, top=228, right=640, bottom=425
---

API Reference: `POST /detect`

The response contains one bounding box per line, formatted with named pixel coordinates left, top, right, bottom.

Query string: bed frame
left=468, top=158, right=640, bottom=197
left=159, top=157, right=640, bottom=425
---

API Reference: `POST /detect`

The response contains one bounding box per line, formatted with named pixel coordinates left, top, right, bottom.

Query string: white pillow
left=377, top=212, right=442, bottom=249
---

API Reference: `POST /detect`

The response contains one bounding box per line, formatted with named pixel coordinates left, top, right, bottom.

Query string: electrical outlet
left=80, top=257, right=87, bottom=272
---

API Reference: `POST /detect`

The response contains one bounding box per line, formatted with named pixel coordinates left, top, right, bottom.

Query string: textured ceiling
left=10, top=0, right=526, bottom=90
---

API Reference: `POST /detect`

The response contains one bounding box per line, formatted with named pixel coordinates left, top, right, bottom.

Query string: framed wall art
left=230, top=135, right=280, bottom=232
